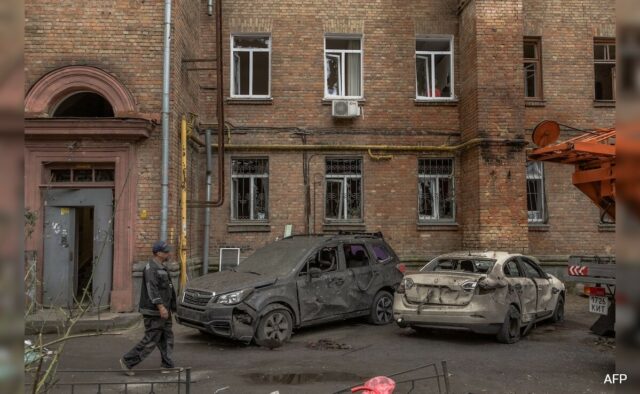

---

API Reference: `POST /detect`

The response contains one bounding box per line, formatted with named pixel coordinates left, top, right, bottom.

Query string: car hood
left=186, top=270, right=278, bottom=295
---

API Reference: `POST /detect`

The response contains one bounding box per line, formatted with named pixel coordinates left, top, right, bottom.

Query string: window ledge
left=227, top=222, right=271, bottom=232
left=528, top=223, right=550, bottom=232
left=598, top=223, right=615, bottom=232
left=226, top=97, right=273, bottom=105
left=593, top=100, right=615, bottom=108
left=414, top=99, right=458, bottom=107
left=321, top=98, right=366, bottom=106
left=322, top=222, right=366, bottom=232
left=525, top=99, right=546, bottom=107
left=417, top=222, right=459, bottom=231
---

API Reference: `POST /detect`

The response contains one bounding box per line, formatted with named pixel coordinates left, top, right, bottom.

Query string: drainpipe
left=160, top=0, right=172, bottom=241
left=202, top=128, right=213, bottom=274
left=179, top=116, right=188, bottom=292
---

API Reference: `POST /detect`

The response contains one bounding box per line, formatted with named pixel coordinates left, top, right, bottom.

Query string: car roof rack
left=336, top=230, right=384, bottom=239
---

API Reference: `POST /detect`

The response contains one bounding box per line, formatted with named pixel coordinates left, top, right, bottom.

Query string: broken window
left=53, top=92, right=114, bottom=117
left=343, top=244, right=370, bottom=269
left=324, top=36, right=362, bottom=98
left=524, top=38, right=542, bottom=99
left=594, top=39, right=616, bottom=101
left=232, top=35, right=271, bottom=97
left=231, top=158, right=269, bottom=221
left=371, top=243, right=392, bottom=263
left=416, top=37, right=454, bottom=99
left=526, top=161, right=546, bottom=223
left=418, top=158, right=455, bottom=222
left=503, top=260, right=521, bottom=278
left=325, top=158, right=362, bottom=220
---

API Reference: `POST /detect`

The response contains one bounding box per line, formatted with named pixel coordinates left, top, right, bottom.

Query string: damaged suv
left=176, top=233, right=403, bottom=347
left=393, top=252, right=565, bottom=343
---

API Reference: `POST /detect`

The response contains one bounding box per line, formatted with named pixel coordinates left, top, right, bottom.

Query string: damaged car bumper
left=176, top=302, right=257, bottom=342
left=393, top=294, right=505, bottom=335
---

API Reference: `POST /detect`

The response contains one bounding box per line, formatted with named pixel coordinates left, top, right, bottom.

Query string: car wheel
left=550, top=295, right=565, bottom=323
left=255, top=308, right=293, bottom=348
left=496, top=305, right=521, bottom=344
left=368, top=291, right=394, bottom=325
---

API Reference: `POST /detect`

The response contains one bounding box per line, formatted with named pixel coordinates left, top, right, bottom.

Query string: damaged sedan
left=394, top=252, right=565, bottom=343
left=176, top=233, right=404, bottom=347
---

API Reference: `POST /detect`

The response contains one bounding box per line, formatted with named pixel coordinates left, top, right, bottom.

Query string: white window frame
left=323, top=35, right=364, bottom=99
left=526, top=161, right=546, bottom=223
left=593, top=39, right=616, bottom=101
left=415, top=36, right=455, bottom=101
left=230, top=34, right=272, bottom=98
left=231, top=158, right=269, bottom=221
left=325, top=158, right=363, bottom=221
left=418, top=158, right=455, bottom=222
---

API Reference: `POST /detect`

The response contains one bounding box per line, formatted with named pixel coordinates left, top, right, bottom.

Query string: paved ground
left=40, top=294, right=614, bottom=394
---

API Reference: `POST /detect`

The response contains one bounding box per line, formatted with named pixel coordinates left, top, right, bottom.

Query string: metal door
left=43, top=206, right=76, bottom=307
left=43, top=189, right=114, bottom=308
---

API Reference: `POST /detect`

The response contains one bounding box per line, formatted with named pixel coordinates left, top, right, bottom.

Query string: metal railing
left=25, top=368, right=191, bottom=394
left=333, top=361, right=450, bottom=394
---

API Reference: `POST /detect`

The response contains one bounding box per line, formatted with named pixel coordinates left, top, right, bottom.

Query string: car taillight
left=585, top=286, right=606, bottom=297
left=396, top=263, right=406, bottom=274
left=461, top=280, right=477, bottom=292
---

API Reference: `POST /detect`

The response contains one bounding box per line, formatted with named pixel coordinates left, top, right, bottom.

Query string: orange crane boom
left=528, top=120, right=616, bottom=220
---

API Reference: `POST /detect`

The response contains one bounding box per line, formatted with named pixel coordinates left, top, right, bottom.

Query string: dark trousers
left=123, top=315, right=175, bottom=368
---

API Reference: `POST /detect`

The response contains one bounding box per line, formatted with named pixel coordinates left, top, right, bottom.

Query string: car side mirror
left=309, top=267, right=322, bottom=279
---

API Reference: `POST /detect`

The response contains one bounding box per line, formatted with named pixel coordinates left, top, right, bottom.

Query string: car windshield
left=236, top=237, right=323, bottom=277
left=421, top=257, right=496, bottom=274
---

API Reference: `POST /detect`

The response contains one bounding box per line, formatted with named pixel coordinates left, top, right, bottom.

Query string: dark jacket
left=139, top=259, right=177, bottom=317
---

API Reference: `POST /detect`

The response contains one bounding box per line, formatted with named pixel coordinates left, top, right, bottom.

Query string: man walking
left=120, top=241, right=178, bottom=375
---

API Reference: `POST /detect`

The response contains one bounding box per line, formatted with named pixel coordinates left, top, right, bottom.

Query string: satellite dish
left=532, top=120, right=560, bottom=147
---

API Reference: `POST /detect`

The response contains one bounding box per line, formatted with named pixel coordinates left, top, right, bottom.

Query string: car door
left=296, top=244, right=351, bottom=323
left=341, top=243, right=377, bottom=312
left=519, top=257, right=554, bottom=316
left=503, top=258, right=537, bottom=323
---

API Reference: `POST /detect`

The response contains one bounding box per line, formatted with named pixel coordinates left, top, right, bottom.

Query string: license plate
left=589, top=296, right=610, bottom=315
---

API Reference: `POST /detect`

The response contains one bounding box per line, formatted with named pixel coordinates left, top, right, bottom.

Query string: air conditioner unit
left=332, top=100, right=360, bottom=118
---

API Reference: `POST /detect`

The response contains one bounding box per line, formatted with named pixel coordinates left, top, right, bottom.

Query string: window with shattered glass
left=416, top=37, right=454, bottom=100
left=232, top=35, right=271, bottom=97
left=324, top=36, right=362, bottom=98
left=594, top=39, right=616, bottom=101
left=325, top=158, right=362, bottom=220
left=526, top=161, right=546, bottom=223
left=418, top=158, right=455, bottom=222
left=231, top=158, right=269, bottom=221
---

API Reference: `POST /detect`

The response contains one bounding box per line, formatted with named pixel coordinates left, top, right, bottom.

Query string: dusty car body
left=176, top=233, right=403, bottom=347
left=393, top=252, right=565, bottom=343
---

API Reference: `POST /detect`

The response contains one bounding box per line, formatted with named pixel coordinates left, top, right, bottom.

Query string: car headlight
left=215, top=288, right=253, bottom=305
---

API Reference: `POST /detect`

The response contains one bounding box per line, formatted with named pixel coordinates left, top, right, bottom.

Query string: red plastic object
left=351, top=376, right=396, bottom=394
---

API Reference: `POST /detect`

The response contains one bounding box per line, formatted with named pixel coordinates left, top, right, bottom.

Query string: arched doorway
left=25, top=66, right=152, bottom=312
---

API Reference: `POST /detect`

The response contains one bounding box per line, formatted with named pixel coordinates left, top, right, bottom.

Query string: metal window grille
left=418, top=158, right=455, bottom=222
left=526, top=161, right=546, bottom=223
left=325, top=159, right=362, bottom=220
left=231, top=158, right=269, bottom=221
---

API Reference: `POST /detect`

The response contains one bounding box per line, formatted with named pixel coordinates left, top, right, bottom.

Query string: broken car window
left=344, top=244, right=370, bottom=269
left=423, top=258, right=496, bottom=273
left=371, top=243, right=392, bottom=262
left=308, top=247, right=338, bottom=273
left=238, top=237, right=322, bottom=277
left=503, top=260, right=521, bottom=278
left=520, top=259, right=543, bottom=279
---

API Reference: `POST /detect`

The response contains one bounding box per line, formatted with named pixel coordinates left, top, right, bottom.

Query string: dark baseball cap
left=152, top=240, right=172, bottom=254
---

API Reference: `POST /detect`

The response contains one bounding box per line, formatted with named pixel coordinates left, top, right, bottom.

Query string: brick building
left=24, top=0, right=615, bottom=312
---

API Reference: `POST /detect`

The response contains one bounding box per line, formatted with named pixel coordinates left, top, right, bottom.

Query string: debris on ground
left=593, top=336, right=615, bottom=350
left=306, top=339, right=352, bottom=350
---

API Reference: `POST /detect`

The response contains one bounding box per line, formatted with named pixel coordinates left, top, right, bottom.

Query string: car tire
left=550, top=295, right=565, bottom=323
left=496, top=305, right=521, bottom=344
left=255, top=308, right=293, bottom=348
left=368, top=291, right=394, bottom=325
